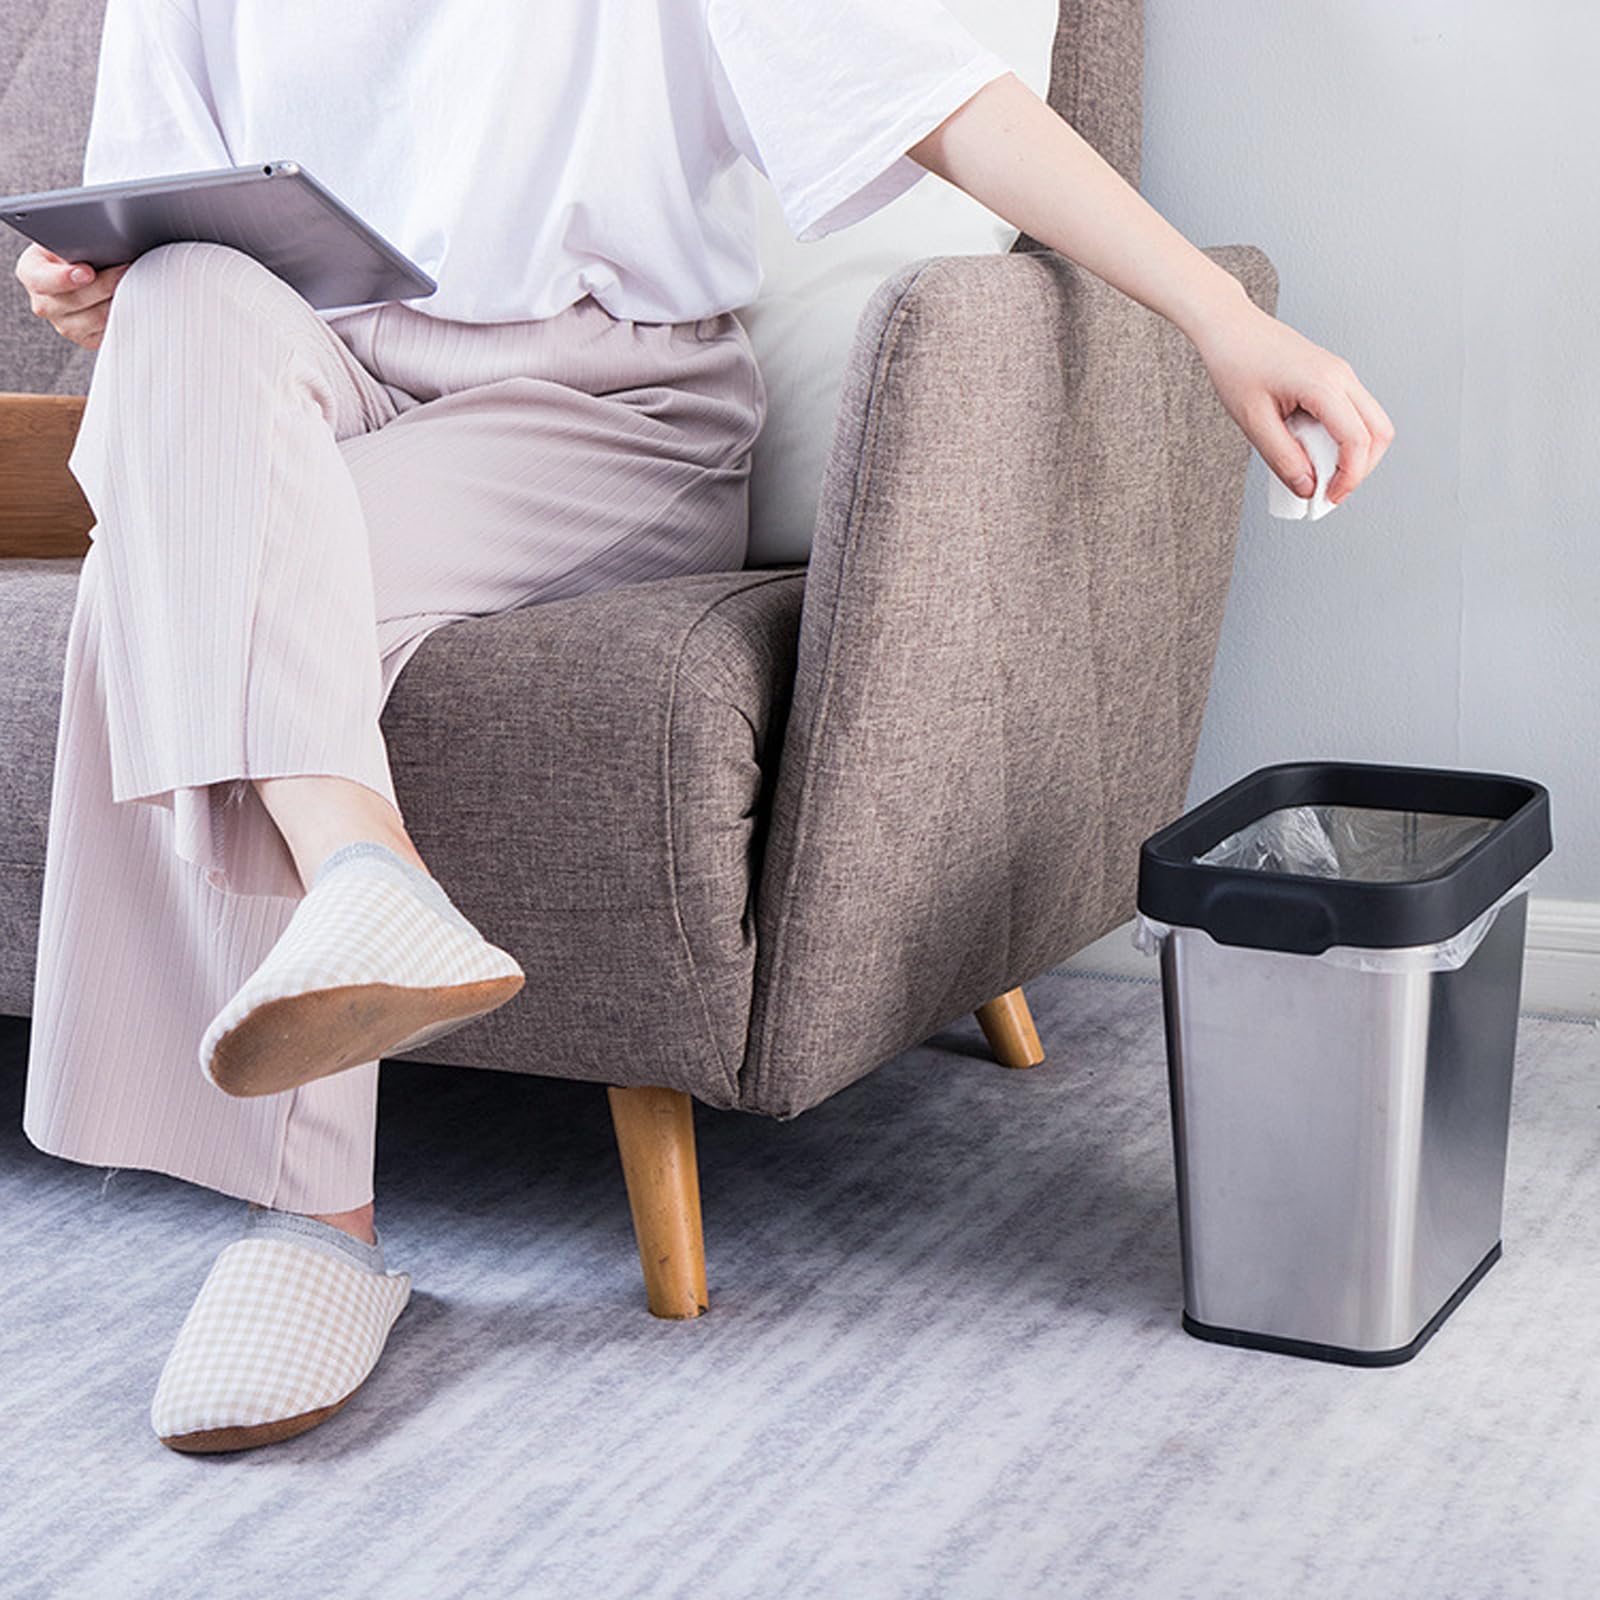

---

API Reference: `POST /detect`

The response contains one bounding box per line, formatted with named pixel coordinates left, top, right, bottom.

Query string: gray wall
left=1142, top=0, right=1596, bottom=900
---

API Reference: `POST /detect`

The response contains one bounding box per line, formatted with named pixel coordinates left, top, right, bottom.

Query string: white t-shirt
left=81, top=0, right=1014, bottom=324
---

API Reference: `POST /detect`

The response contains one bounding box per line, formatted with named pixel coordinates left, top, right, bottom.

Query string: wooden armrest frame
left=0, top=393, right=92, bottom=558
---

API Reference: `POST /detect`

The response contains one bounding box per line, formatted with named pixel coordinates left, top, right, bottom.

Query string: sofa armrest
left=739, top=244, right=1280, bottom=1117
left=0, top=394, right=92, bottom=558
left=375, top=567, right=806, bottom=1111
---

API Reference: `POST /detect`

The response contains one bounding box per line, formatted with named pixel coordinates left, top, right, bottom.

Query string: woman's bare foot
left=248, top=1199, right=376, bottom=1246
left=253, top=774, right=429, bottom=890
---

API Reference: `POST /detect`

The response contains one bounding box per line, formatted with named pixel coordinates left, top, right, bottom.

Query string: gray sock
left=312, top=839, right=481, bottom=940
left=244, top=1204, right=389, bottom=1275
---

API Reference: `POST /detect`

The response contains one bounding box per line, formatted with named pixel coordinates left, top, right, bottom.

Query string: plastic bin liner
left=1133, top=803, right=1541, bottom=973
left=1195, top=804, right=1501, bottom=881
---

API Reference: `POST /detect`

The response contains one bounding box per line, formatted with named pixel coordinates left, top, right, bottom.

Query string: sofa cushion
left=0, top=560, right=79, bottom=1008
left=0, top=557, right=806, bottom=1111
left=738, top=0, right=1059, bottom=568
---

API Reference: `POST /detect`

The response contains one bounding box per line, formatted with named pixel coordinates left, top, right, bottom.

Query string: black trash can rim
left=1136, top=760, right=1551, bottom=956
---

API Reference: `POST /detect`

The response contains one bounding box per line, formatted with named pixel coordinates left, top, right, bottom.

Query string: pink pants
left=22, top=239, right=765, bottom=1213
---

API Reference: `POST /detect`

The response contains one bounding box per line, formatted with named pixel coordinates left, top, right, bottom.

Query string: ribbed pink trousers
left=21, top=239, right=765, bottom=1214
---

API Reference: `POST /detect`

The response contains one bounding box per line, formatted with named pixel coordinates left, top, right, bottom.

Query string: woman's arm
left=907, top=72, right=1394, bottom=507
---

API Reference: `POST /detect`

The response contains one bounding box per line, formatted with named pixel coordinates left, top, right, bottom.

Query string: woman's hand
left=14, top=241, right=133, bottom=351
left=1188, top=291, right=1395, bottom=506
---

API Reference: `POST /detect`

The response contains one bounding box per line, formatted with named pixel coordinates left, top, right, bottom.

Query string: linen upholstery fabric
left=304, top=237, right=1270, bottom=1121
left=0, top=561, right=69, bottom=1007
left=741, top=244, right=1279, bottom=1115
left=0, top=0, right=101, bottom=397
left=372, top=569, right=807, bottom=1112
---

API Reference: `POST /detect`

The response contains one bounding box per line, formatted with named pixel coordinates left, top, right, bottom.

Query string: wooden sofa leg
left=975, top=987, right=1045, bottom=1069
left=605, top=1084, right=709, bottom=1319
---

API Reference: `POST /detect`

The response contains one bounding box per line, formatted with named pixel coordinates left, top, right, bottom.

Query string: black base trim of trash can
left=1180, top=1242, right=1503, bottom=1367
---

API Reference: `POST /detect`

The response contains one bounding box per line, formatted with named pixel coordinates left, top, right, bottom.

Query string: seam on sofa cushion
left=739, top=258, right=936, bottom=1104
left=662, top=568, right=810, bottom=1103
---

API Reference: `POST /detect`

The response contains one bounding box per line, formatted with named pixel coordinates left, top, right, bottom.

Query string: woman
left=15, top=0, right=1392, bottom=1456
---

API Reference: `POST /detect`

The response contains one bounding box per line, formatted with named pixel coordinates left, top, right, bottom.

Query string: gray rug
left=4, top=971, right=1597, bottom=1600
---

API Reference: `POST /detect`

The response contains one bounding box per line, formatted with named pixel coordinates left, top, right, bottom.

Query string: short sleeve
left=704, top=0, right=1014, bottom=243
left=81, top=0, right=232, bottom=185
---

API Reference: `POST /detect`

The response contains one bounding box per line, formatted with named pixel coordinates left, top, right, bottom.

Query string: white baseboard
left=1059, top=897, right=1600, bottom=1022
left=1519, top=898, right=1600, bottom=1020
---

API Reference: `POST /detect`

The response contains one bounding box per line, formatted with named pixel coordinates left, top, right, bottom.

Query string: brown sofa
left=0, top=0, right=1278, bottom=1316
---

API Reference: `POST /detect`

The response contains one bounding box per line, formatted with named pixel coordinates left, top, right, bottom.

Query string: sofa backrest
left=0, top=0, right=1141, bottom=398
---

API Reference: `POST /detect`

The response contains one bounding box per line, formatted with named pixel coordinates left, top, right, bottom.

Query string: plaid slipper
left=151, top=1237, right=412, bottom=1453
left=198, top=852, right=525, bottom=1098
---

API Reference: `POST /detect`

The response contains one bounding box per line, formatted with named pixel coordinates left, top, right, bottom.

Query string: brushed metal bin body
left=1160, top=893, right=1529, bottom=1360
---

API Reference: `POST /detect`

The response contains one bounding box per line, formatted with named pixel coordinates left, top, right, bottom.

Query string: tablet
left=0, top=161, right=437, bottom=313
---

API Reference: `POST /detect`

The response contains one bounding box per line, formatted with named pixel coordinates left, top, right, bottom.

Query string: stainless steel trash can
left=1136, top=761, right=1552, bottom=1366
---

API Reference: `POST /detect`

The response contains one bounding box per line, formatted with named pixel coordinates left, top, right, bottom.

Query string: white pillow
left=734, top=0, right=1059, bottom=567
